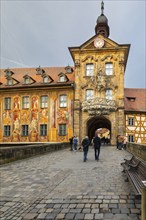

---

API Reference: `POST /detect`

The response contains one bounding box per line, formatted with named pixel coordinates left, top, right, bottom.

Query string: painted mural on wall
left=13, top=96, right=20, bottom=110
left=57, top=109, right=69, bottom=123
left=12, top=96, right=21, bottom=142
left=3, top=110, right=12, bottom=124
left=1, top=92, right=73, bottom=143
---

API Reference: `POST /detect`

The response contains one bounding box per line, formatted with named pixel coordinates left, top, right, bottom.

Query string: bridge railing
left=126, top=142, right=146, bottom=161
left=0, top=142, right=69, bottom=165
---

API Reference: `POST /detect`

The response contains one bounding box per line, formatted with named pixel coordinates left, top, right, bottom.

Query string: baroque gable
left=80, top=35, right=119, bottom=50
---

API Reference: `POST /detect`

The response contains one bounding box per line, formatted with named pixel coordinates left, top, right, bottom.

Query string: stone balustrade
left=126, top=142, right=146, bottom=161
left=0, top=142, right=69, bottom=165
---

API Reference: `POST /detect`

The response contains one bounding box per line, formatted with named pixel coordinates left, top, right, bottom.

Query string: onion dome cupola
left=95, top=1, right=110, bottom=38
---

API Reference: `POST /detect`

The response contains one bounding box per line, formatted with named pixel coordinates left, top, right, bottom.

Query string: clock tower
left=69, top=1, right=130, bottom=145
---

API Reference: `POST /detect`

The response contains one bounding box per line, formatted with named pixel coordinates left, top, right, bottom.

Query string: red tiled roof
left=0, top=66, right=74, bottom=88
left=124, top=88, right=146, bottom=112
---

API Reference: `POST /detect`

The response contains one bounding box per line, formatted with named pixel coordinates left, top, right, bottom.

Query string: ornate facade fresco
left=0, top=90, right=74, bottom=143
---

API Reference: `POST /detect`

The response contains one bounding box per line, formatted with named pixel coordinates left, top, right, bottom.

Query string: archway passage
left=87, top=116, right=111, bottom=142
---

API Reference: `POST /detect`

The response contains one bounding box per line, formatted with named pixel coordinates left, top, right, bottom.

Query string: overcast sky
left=1, top=0, right=145, bottom=88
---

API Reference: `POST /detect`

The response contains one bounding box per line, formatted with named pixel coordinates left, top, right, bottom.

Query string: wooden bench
left=121, top=155, right=146, bottom=196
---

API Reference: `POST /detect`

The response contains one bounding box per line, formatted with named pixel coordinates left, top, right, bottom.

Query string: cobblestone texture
left=0, top=146, right=141, bottom=219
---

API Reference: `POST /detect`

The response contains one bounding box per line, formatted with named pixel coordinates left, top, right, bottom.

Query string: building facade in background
left=124, top=88, right=146, bottom=143
left=0, top=2, right=146, bottom=144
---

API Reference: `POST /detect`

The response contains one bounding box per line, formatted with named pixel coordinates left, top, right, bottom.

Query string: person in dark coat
left=93, top=134, right=101, bottom=160
left=82, top=136, right=90, bottom=162
left=69, top=137, right=73, bottom=151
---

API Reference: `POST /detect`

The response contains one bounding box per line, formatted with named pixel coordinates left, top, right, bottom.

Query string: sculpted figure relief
left=82, top=97, right=117, bottom=115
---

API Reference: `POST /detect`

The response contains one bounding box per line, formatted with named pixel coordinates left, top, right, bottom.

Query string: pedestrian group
left=69, top=133, right=126, bottom=162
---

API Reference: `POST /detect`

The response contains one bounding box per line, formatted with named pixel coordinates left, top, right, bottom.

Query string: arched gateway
left=87, top=116, right=111, bottom=141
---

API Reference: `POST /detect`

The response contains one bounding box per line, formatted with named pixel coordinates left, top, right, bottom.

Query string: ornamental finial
left=101, top=1, right=104, bottom=15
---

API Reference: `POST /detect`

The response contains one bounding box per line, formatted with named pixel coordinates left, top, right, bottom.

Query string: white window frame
left=22, top=96, right=29, bottom=109
left=105, top=63, right=113, bottom=75
left=24, top=77, right=30, bottom=84
left=7, top=78, right=13, bottom=85
left=43, top=76, right=48, bottom=83
left=40, top=96, right=48, bottom=108
left=86, top=89, right=94, bottom=101
left=59, top=75, right=66, bottom=82
left=105, top=89, right=112, bottom=100
left=60, top=95, right=67, bottom=108
left=4, top=97, right=11, bottom=110
left=86, top=64, right=94, bottom=76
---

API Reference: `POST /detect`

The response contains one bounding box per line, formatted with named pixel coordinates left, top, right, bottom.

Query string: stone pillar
left=73, top=100, right=81, bottom=142
left=110, top=113, right=116, bottom=145
left=142, top=187, right=146, bottom=220
left=118, top=109, right=125, bottom=135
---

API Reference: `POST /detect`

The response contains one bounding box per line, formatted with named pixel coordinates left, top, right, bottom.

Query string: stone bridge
left=0, top=145, right=141, bottom=220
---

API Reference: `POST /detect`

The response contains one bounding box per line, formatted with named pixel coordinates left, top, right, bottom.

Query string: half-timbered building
left=124, top=88, right=146, bottom=144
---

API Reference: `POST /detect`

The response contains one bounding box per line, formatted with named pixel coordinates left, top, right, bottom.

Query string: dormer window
left=23, top=75, right=35, bottom=85
left=7, top=78, right=13, bottom=85
left=4, top=68, right=14, bottom=77
left=43, top=76, right=49, bottom=83
left=6, top=77, right=19, bottom=86
left=36, top=66, right=45, bottom=75
left=127, top=97, right=136, bottom=102
left=58, top=73, right=68, bottom=82
left=65, top=65, right=73, bottom=74
left=24, top=77, right=30, bottom=84
left=59, top=75, right=66, bottom=82
left=42, top=75, right=53, bottom=84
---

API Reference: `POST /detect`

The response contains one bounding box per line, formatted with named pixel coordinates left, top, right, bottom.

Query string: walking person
left=82, top=136, right=90, bottom=162
left=93, top=134, right=101, bottom=160
left=116, top=135, right=120, bottom=149
left=69, top=136, right=73, bottom=151
left=73, top=136, right=78, bottom=151
left=117, top=135, right=124, bottom=150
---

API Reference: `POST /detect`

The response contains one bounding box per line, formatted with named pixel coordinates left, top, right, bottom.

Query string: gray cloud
left=1, top=0, right=145, bottom=88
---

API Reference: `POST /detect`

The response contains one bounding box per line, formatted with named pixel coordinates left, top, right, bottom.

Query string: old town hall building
left=0, top=2, right=146, bottom=145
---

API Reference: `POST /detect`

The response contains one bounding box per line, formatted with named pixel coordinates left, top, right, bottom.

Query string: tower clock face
left=94, top=37, right=104, bottom=48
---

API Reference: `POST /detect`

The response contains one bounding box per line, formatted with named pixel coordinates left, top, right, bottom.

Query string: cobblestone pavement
left=0, top=146, right=141, bottom=220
